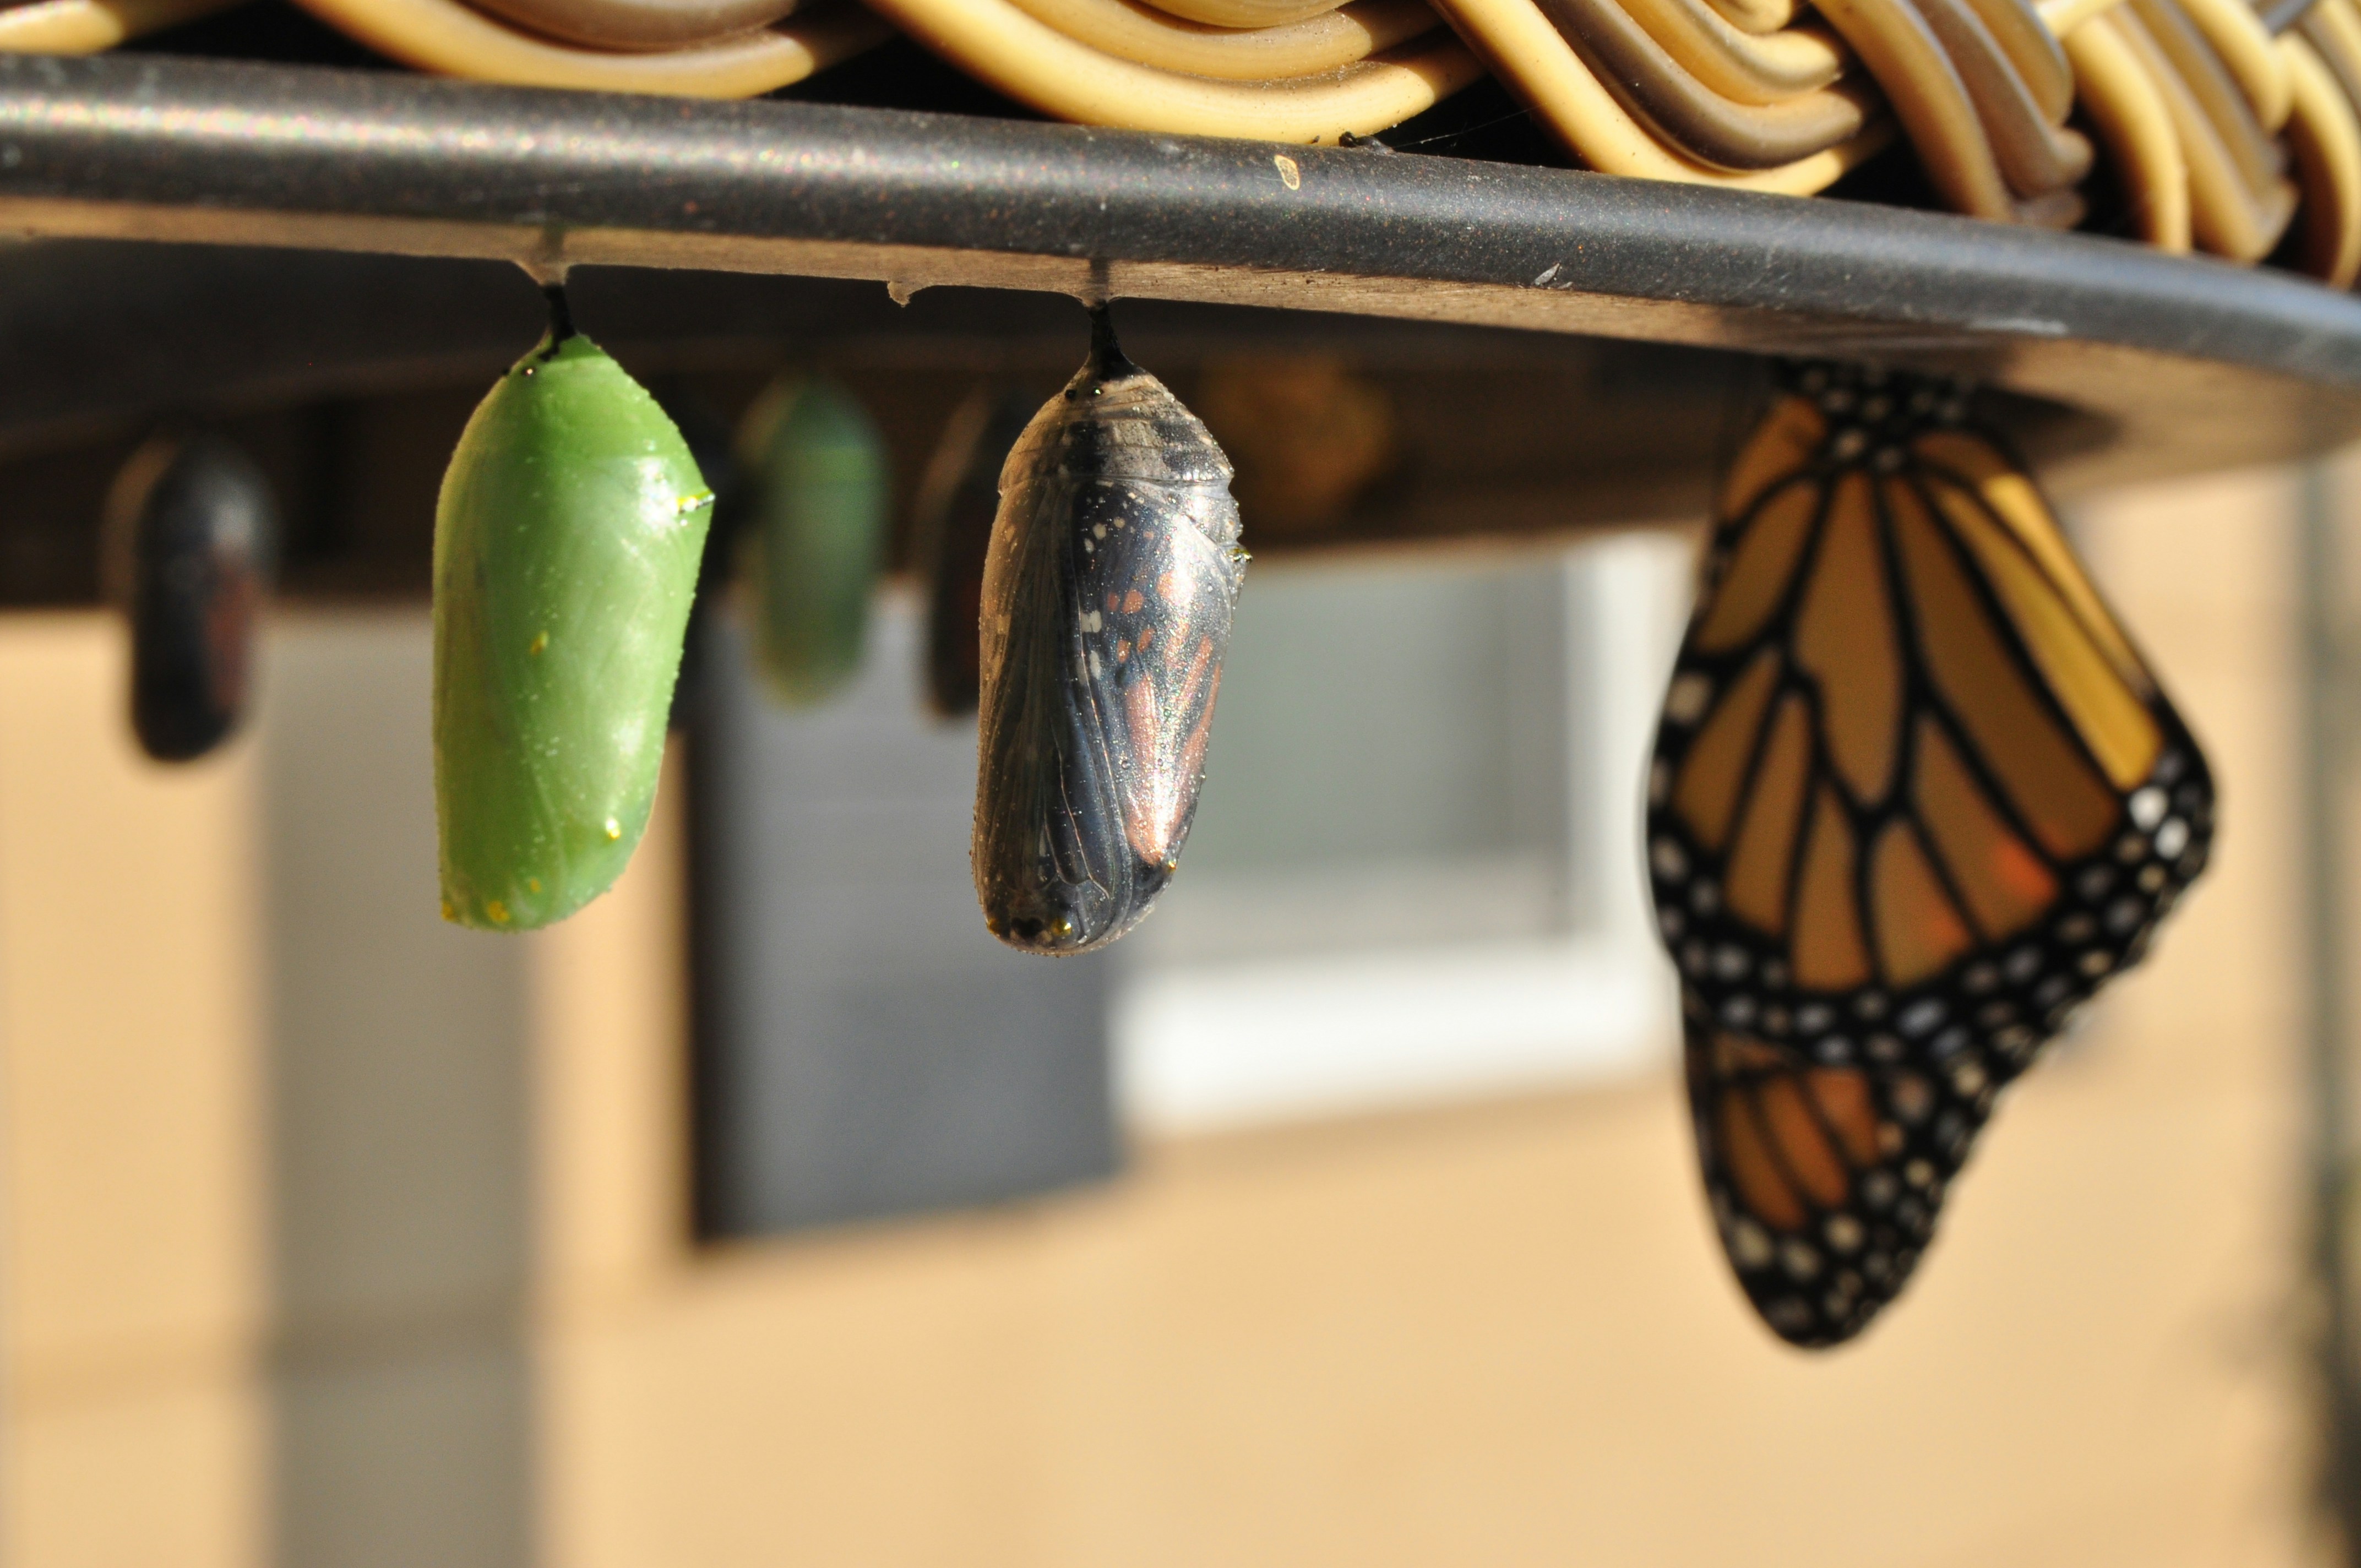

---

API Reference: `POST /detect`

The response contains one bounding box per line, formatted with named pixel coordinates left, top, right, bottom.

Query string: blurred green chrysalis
left=433, top=286, right=714, bottom=932
left=736, top=373, right=889, bottom=707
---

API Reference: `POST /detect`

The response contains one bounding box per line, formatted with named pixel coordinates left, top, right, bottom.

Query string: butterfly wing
left=1649, top=367, right=2213, bottom=1346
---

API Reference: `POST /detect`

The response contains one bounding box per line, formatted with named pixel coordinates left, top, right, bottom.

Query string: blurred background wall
left=0, top=459, right=2335, bottom=1568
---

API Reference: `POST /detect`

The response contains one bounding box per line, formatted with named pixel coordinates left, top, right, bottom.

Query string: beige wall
left=0, top=615, right=266, bottom=1568
left=0, top=464, right=2341, bottom=1567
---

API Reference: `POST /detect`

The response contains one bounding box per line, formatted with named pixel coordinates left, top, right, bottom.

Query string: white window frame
left=1114, top=533, right=1697, bottom=1135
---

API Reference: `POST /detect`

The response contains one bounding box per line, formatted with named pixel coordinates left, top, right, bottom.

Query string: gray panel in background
left=258, top=612, right=535, bottom=1568
left=689, top=598, right=1119, bottom=1238
left=1136, top=555, right=1577, bottom=966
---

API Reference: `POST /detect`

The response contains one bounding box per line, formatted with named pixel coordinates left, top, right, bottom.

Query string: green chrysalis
left=735, top=373, right=889, bottom=707
left=433, top=287, right=714, bottom=932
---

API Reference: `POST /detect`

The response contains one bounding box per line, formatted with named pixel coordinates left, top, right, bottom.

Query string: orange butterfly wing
left=1649, top=364, right=2213, bottom=1346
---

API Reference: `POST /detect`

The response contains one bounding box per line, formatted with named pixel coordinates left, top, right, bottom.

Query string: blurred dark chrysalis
left=102, top=434, right=278, bottom=763
left=972, top=307, right=1248, bottom=955
left=913, top=387, right=1036, bottom=718
left=659, top=386, right=747, bottom=733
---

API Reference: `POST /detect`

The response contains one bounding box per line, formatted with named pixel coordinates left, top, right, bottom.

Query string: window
left=687, top=607, right=1118, bottom=1238
left=1117, top=534, right=1694, bottom=1133
left=686, top=532, right=1697, bottom=1235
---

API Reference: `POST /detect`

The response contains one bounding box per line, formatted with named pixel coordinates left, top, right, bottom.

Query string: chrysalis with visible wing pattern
left=103, top=433, right=278, bottom=763
left=972, top=307, right=1248, bottom=954
left=433, top=286, right=714, bottom=932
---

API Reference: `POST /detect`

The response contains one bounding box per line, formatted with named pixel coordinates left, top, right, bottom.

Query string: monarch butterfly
left=1649, top=362, right=2213, bottom=1346
left=102, top=433, right=277, bottom=763
left=913, top=387, right=1035, bottom=719
left=434, top=285, right=715, bottom=932
left=736, top=373, right=890, bottom=709
left=972, top=306, right=1248, bottom=954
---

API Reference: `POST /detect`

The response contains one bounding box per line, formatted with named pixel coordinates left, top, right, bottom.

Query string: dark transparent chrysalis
left=973, top=308, right=1248, bottom=955
left=737, top=373, right=889, bottom=709
left=102, top=433, right=278, bottom=763
left=912, top=387, right=1034, bottom=718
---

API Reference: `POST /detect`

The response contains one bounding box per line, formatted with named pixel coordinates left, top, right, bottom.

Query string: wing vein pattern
left=1647, top=361, right=2215, bottom=1347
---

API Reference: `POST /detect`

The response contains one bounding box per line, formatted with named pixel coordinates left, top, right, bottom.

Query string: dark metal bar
left=1, top=52, right=2360, bottom=491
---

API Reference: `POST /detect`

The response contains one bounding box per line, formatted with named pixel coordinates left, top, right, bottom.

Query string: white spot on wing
left=1664, top=672, right=1712, bottom=725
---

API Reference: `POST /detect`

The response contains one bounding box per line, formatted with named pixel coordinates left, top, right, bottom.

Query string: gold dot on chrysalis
left=527, top=878, right=541, bottom=894
left=529, top=631, right=548, bottom=656
left=486, top=900, right=511, bottom=924
left=441, top=897, right=456, bottom=922
left=604, top=818, right=623, bottom=840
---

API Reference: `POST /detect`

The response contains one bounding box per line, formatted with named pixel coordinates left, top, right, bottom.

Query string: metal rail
left=2, top=51, right=2361, bottom=489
